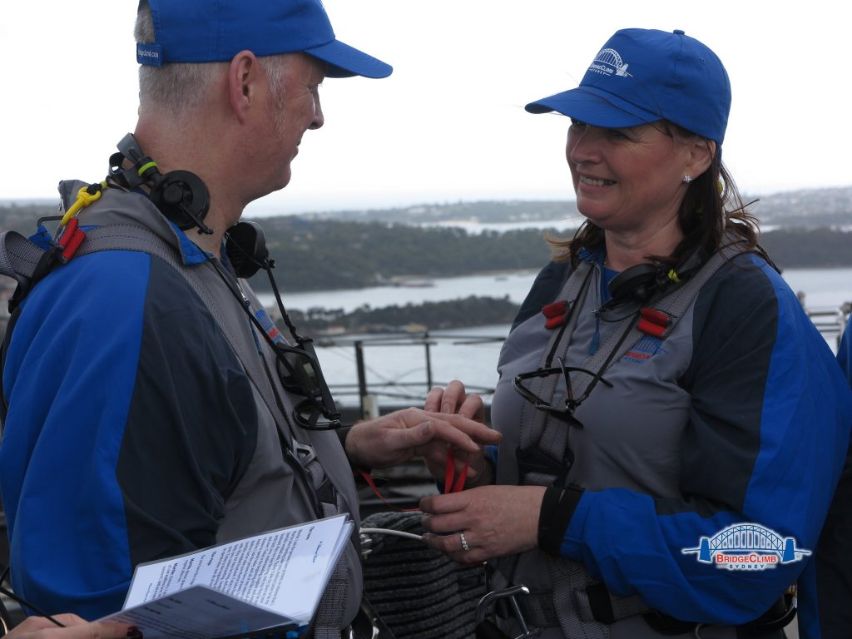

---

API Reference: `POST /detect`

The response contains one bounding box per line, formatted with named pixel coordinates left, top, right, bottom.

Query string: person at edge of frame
left=418, top=27, right=852, bottom=639
left=0, top=0, right=498, bottom=635
left=837, top=313, right=852, bottom=385
left=813, top=311, right=852, bottom=639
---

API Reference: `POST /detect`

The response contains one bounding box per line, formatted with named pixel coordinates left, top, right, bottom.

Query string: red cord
left=444, top=448, right=469, bottom=494
left=358, top=447, right=469, bottom=512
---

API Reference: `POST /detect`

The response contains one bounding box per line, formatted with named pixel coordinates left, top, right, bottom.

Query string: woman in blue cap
left=420, top=28, right=852, bottom=639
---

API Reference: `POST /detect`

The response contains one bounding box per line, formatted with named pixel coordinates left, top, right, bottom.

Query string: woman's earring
left=682, top=175, right=693, bottom=184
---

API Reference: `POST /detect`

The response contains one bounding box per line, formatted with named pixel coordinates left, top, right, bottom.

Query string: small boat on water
left=390, top=277, right=435, bottom=288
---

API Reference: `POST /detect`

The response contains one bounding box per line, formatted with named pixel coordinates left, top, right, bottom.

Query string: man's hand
left=419, top=485, right=546, bottom=564
left=6, top=615, right=135, bottom=639
left=344, top=407, right=500, bottom=474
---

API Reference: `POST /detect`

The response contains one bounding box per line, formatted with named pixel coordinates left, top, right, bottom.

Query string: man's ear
left=685, top=138, right=716, bottom=179
left=227, top=50, right=260, bottom=124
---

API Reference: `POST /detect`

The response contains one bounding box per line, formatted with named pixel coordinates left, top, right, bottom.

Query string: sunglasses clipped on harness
left=273, top=338, right=342, bottom=430
left=216, top=221, right=342, bottom=431
left=512, top=357, right=613, bottom=426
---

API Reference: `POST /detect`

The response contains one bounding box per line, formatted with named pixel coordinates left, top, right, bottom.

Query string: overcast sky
left=1, top=1, right=849, bottom=216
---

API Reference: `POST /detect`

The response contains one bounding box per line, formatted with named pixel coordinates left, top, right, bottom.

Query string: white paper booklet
left=100, top=514, right=353, bottom=639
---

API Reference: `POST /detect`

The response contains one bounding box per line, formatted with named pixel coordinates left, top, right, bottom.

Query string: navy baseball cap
left=526, top=28, right=730, bottom=145
left=136, top=0, right=392, bottom=79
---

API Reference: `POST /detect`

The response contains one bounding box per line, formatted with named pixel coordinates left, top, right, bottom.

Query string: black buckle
left=9, top=245, right=62, bottom=315
left=516, top=447, right=574, bottom=487
left=640, top=593, right=794, bottom=636
left=641, top=610, right=696, bottom=635
left=740, top=593, right=796, bottom=636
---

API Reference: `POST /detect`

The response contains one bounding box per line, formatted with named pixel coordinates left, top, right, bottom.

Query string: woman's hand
left=424, top=380, right=485, bottom=422
left=6, top=615, right=135, bottom=639
left=344, top=407, right=500, bottom=473
left=421, top=381, right=493, bottom=486
left=419, top=485, right=546, bottom=564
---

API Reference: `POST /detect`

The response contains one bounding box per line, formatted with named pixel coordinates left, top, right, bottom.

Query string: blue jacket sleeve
left=557, top=257, right=852, bottom=628
left=0, top=252, right=256, bottom=619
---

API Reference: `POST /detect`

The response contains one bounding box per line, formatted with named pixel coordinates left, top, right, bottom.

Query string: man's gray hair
left=135, top=1, right=290, bottom=113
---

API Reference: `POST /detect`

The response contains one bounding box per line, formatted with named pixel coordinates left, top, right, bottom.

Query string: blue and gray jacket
left=0, top=181, right=363, bottom=626
left=489, top=252, right=852, bottom=639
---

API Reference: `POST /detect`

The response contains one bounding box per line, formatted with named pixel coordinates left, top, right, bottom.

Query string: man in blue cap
left=0, top=0, right=497, bottom=632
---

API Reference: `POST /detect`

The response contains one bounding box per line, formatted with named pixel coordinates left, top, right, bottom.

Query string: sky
left=1, top=1, right=849, bottom=217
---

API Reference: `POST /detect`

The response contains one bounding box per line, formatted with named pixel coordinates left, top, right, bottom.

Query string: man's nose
left=310, top=97, right=325, bottom=130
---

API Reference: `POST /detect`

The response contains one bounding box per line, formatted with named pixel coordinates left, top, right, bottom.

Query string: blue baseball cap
left=526, top=28, right=730, bottom=145
left=137, top=0, right=392, bottom=79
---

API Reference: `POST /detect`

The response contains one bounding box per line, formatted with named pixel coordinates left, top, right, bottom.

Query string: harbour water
left=275, top=267, right=852, bottom=314
left=263, top=266, right=852, bottom=407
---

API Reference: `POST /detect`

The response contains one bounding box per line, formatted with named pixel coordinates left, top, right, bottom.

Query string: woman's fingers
left=423, top=386, right=444, bottom=412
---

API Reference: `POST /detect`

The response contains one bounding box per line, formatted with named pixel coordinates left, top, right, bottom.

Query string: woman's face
left=565, top=120, right=695, bottom=235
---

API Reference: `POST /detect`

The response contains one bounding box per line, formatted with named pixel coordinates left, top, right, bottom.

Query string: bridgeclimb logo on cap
left=525, top=28, right=731, bottom=145
left=588, top=48, right=631, bottom=78
left=681, top=523, right=811, bottom=571
left=136, top=43, right=163, bottom=67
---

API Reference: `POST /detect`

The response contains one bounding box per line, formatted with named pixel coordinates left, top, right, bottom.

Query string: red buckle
left=58, top=218, right=87, bottom=262
left=542, top=300, right=568, bottom=318
left=637, top=307, right=671, bottom=337
left=542, top=300, right=569, bottom=329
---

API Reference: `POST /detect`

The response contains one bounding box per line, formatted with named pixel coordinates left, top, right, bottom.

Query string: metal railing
left=808, top=303, right=850, bottom=350
left=315, top=331, right=505, bottom=418
left=315, top=305, right=850, bottom=419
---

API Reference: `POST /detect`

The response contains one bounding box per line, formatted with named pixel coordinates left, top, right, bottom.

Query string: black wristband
left=336, top=425, right=371, bottom=474
left=538, top=485, right=584, bottom=555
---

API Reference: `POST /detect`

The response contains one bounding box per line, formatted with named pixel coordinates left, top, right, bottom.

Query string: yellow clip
left=60, top=185, right=103, bottom=226
left=667, top=268, right=681, bottom=283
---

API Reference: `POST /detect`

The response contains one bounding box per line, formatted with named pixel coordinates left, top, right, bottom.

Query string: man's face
left=257, top=53, right=325, bottom=193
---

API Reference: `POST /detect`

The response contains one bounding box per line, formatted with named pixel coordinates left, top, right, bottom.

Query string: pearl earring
left=682, top=175, right=693, bottom=184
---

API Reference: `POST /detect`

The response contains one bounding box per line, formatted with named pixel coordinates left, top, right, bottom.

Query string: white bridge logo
left=682, top=523, right=811, bottom=571
left=587, top=48, right=631, bottom=78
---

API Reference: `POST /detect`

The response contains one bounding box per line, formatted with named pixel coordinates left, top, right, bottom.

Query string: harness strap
left=567, top=243, right=743, bottom=419
left=516, top=586, right=645, bottom=628
left=516, top=261, right=594, bottom=486
left=0, top=223, right=305, bottom=457
left=313, top=560, right=350, bottom=639
left=581, top=584, right=649, bottom=625
left=547, top=559, right=610, bottom=639
left=76, top=226, right=302, bottom=453
left=518, top=242, right=746, bottom=487
left=0, top=231, right=43, bottom=285
left=519, top=584, right=792, bottom=636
